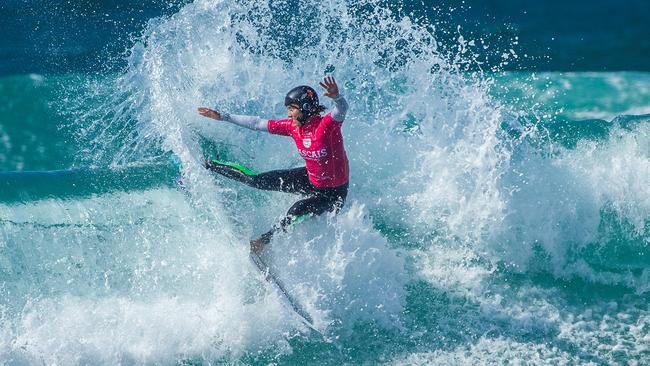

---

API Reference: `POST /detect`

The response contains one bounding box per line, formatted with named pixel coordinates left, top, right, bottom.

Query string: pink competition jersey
left=267, top=113, right=349, bottom=188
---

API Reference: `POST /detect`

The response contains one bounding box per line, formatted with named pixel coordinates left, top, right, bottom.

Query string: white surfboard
left=249, top=252, right=319, bottom=333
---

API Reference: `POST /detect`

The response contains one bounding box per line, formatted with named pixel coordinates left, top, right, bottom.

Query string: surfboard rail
left=249, top=252, right=318, bottom=332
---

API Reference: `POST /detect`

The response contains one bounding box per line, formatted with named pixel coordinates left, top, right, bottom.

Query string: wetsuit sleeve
left=330, top=95, right=348, bottom=122
left=220, top=113, right=269, bottom=132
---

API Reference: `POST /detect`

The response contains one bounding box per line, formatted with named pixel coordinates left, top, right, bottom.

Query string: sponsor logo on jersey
left=299, top=148, right=328, bottom=160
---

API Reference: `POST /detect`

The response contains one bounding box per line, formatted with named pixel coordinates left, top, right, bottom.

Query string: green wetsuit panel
left=210, top=160, right=259, bottom=176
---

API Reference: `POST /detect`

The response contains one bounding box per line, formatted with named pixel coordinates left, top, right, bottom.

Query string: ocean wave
left=2, top=0, right=650, bottom=363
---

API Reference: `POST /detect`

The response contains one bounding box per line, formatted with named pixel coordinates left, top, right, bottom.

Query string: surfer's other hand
left=319, top=76, right=339, bottom=99
left=197, top=107, right=221, bottom=120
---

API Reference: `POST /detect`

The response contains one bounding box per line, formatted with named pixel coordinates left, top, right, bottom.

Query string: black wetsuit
left=205, top=160, right=348, bottom=242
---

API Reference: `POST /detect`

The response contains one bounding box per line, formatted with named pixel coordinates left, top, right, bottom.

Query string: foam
left=7, top=296, right=295, bottom=364
left=1, top=190, right=406, bottom=362
left=266, top=202, right=407, bottom=331
left=492, top=121, right=650, bottom=289
left=1, top=189, right=297, bottom=361
left=391, top=338, right=578, bottom=366
left=413, top=260, right=650, bottom=365
left=4, top=0, right=650, bottom=363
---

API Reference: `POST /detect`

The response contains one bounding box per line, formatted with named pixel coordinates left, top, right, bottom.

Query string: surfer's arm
left=220, top=113, right=269, bottom=132
left=331, top=95, right=348, bottom=122
left=197, top=107, right=268, bottom=132
left=319, top=76, right=347, bottom=122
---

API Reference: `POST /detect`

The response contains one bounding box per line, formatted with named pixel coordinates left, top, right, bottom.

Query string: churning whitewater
left=1, top=0, right=649, bottom=364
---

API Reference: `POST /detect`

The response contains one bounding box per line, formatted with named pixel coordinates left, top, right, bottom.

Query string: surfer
left=197, top=76, right=349, bottom=253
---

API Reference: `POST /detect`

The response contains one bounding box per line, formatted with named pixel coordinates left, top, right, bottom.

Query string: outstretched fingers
left=319, top=76, right=339, bottom=98
left=197, top=107, right=220, bottom=120
left=319, top=76, right=336, bottom=89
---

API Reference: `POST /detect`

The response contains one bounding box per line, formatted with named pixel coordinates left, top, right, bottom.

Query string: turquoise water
left=2, top=0, right=650, bottom=364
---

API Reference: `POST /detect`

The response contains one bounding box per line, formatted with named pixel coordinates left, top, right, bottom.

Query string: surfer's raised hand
left=319, top=76, right=339, bottom=99
left=197, top=107, right=221, bottom=120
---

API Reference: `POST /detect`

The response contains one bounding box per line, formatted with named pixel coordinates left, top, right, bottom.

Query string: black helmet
left=285, top=85, right=325, bottom=122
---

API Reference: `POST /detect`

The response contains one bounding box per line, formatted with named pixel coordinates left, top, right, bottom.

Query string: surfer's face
left=287, top=104, right=303, bottom=126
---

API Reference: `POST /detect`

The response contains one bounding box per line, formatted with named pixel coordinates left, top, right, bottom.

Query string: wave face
left=1, top=0, right=650, bottom=364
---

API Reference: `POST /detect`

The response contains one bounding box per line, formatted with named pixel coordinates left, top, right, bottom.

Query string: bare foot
left=249, top=238, right=267, bottom=254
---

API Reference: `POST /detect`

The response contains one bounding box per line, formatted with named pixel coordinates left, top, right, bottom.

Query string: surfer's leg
left=250, top=198, right=319, bottom=253
left=205, top=160, right=311, bottom=194
left=282, top=183, right=348, bottom=228
left=250, top=183, right=348, bottom=253
left=250, top=167, right=312, bottom=193
left=204, top=160, right=258, bottom=185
